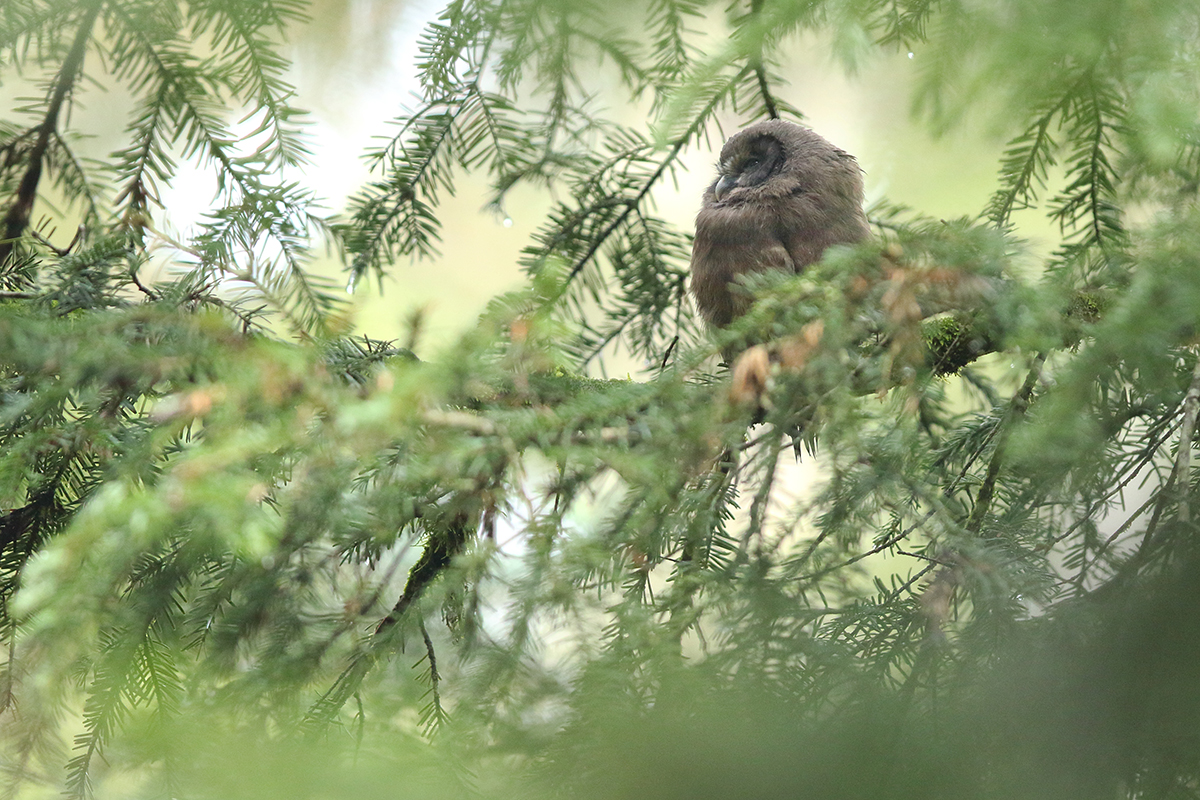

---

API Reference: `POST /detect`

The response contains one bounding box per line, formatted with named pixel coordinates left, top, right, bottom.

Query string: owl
left=690, top=120, right=870, bottom=329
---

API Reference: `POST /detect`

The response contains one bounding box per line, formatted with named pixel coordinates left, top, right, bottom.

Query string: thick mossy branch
left=375, top=512, right=473, bottom=634
left=922, top=314, right=998, bottom=376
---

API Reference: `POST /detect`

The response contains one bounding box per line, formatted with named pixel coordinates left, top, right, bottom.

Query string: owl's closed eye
left=690, top=120, right=869, bottom=329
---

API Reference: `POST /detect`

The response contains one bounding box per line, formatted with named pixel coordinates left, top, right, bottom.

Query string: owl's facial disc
left=714, top=135, right=784, bottom=201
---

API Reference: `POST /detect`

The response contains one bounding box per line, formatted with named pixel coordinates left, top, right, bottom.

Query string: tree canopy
left=4, top=0, right=1200, bottom=798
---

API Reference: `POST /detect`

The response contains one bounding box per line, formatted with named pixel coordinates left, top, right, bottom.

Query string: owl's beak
left=714, top=174, right=737, bottom=202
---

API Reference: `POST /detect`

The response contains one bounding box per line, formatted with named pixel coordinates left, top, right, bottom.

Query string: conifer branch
left=0, top=0, right=100, bottom=271
left=6, top=2, right=1200, bottom=794
left=986, top=95, right=1068, bottom=225
left=1172, top=357, right=1200, bottom=524
left=561, top=67, right=747, bottom=289
left=797, top=525, right=915, bottom=584
left=211, top=6, right=310, bottom=169
left=965, top=353, right=1045, bottom=533
left=1054, top=411, right=1179, bottom=555
left=748, top=0, right=779, bottom=120
left=561, top=142, right=684, bottom=287
left=417, top=615, right=447, bottom=731
left=375, top=512, right=472, bottom=634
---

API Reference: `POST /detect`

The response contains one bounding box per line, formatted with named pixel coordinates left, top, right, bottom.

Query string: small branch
left=563, top=147, right=682, bottom=287
left=1085, top=83, right=1111, bottom=251
left=680, top=445, right=741, bottom=569
left=0, top=1, right=101, bottom=270
left=896, top=547, right=951, bottom=565
left=31, top=225, right=84, bottom=257
left=753, top=66, right=779, bottom=120
left=797, top=525, right=913, bottom=583
left=417, top=615, right=445, bottom=730
left=749, top=0, right=779, bottom=120
left=1173, top=356, right=1200, bottom=524
left=375, top=512, right=472, bottom=634
left=1048, top=411, right=1175, bottom=549
left=0, top=127, right=39, bottom=166
left=988, top=91, right=1074, bottom=225
left=421, top=408, right=497, bottom=436
left=658, top=334, right=680, bottom=372
left=965, top=353, right=1045, bottom=533
left=1072, top=490, right=1159, bottom=591
left=741, top=434, right=785, bottom=553
left=1122, top=358, right=1200, bottom=564
left=420, top=616, right=440, bottom=691
left=128, top=264, right=158, bottom=300
left=562, top=67, right=748, bottom=289
left=891, top=561, right=940, bottom=600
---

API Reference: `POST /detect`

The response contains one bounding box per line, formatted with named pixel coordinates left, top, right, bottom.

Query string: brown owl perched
left=690, top=120, right=870, bottom=329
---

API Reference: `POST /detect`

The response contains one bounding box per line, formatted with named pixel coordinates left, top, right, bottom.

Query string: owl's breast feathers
left=691, top=201, right=796, bottom=327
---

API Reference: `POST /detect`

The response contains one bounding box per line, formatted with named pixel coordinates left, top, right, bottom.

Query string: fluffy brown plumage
left=690, top=120, right=870, bottom=328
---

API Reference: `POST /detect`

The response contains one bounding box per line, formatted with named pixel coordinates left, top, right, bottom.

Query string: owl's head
left=708, top=120, right=860, bottom=206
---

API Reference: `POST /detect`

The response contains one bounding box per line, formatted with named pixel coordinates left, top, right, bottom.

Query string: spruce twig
left=0, top=1, right=101, bottom=271
left=1172, top=356, right=1200, bottom=524
left=965, top=353, right=1045, bottom=533
left=748, top=0, right=780, bottom=120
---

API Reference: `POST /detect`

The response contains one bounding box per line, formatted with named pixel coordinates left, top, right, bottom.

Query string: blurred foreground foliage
left=4, top=0, right=1200, bottom=798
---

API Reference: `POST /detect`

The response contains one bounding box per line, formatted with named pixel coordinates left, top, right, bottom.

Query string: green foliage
left=3, top=0, right=1200, bottom=798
